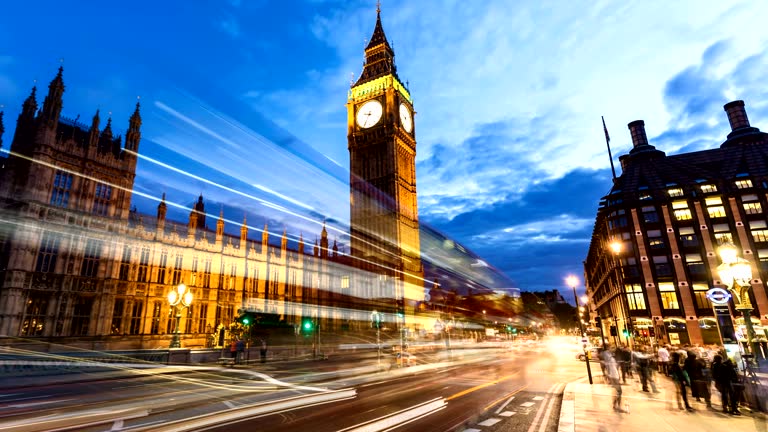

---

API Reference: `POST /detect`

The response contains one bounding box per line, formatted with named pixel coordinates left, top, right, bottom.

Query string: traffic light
left=235, top=309, right=256, bottom=326
left=622, top=327, right=630, bottom=338
left=371, top=311, right=382, bottom=329
left=610, top=325, right=617, bottom=336
left=301, top=318, right=314, bottom=333
left=511, top=328, right=517, bottom=334
left=594, top=316, right=601, bottom=326
left=395, top=299, right=405, bottom=318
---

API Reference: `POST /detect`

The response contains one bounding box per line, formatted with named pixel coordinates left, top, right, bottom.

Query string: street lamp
left=168, top=283, right=193, bottom=348
left=717, top=243, right=759, bottom=362
left=567, top=275, right=593, bottom=384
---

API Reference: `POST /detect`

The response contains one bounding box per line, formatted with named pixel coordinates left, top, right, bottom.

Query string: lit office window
left=341, top=275, right=350, bottom=289
left=667, top=188, right=684, bottom=197
left=678, top=226, right=699, bottom=247
left=700, top=184, right=718, bottom=193
left=735, top=179, right=753, bottom=189
left=626, top=284, right=646, bottom=310
left=713, top=223, right=733, bottom=245
left=744, top=202, right=763, bottom=214
left=639, top=193, right=652, bottom=201
left=753, top=229, right=768, bottom=243
left=692, top=283, right=712, bottom=309
left=658, top=282, right=680, bottom=310
left=706, top=196, right=726, bottom=218
left=672, top=200, right=692, bottom=221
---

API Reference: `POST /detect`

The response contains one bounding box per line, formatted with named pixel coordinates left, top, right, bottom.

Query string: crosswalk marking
left=478, top=418, right=501, bottom=426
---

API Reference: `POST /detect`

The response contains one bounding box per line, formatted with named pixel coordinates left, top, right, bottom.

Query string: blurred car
left=575, top=347, right=600, bottom=362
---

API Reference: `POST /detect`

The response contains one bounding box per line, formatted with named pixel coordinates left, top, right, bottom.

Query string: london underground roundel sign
left=706, top=288, right=731, bottom=305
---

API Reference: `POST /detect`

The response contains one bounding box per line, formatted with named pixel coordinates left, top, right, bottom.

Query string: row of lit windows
left=667, top=179, right=754, bottom=199
left=623, top=282, right=715, bottom=312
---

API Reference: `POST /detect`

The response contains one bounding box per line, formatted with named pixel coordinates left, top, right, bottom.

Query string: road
left=0, top=336, right=589, bottom=432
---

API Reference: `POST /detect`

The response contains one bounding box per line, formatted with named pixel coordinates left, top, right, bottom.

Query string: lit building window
left=700, top=184, right=718, bottom=193
left=667, top=188, right=684, bottom=197
left=692, top=283, right=711, bottom=309
left=639, top=193, right=652, bottom=201
left=93, top=183, right=112, bottom=216
left=672, top=200, right=692, bottom=221
left=50, top=170, right=73, bottom=208
left=713, top=223, right=733, bottom=245
left=752, top=229, right=768, bottom=243
left=341, top=275, right=350, bottom=289
left=21, top=293, right=49, bottom=336
left=744, top=202, right=763, bottom=214
left=705, top=196, right=726, bottom=218
left=658, top=282, right=680, bottom=309
left=758, top=249, right=768, bottom=272
left=735, top=179, right=753, bottom=189
left=626, top=283, right=646, bottom=310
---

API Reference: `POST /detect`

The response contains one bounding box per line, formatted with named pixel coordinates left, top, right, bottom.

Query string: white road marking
left=8, top=398, right=74, bottom=408
left=499, top=411, right=516, bottom=417
left=536, top=383, right=564, bottom=432
left=223, top=400, right=237, bottom=409
left=110, top=419, right=124, bottom=431
left=520, top=401, right=535, bottom=407
left=495, top=395, right=515, bottom=414
left=478, top=418, right=501, bottom=426
left=461, top=429, right=482, bottom=432
left=532, top=396, right=544, bottom=400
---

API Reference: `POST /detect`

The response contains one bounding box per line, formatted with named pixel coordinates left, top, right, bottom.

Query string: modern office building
left=584, top=101, right=768, bottom=349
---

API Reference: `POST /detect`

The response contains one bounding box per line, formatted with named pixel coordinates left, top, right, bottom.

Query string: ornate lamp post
left=717, top=243, right=759, bottom=362
left=168, top=283, right=193, bottom=348
left=567, top=275, right=593, bottom=384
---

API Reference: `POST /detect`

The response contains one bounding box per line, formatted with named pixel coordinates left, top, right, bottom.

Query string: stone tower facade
left=347, top=9, right=424, bottom=314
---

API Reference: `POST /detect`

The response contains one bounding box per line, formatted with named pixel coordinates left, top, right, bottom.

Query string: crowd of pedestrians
left=595, top=343, right=745, bottom=415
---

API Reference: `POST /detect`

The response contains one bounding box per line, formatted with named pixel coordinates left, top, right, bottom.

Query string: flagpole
left=602, top=116, right=617, bottom=181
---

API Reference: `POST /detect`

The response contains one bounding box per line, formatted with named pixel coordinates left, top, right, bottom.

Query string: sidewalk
left=558, top=371, right=767, bottom=432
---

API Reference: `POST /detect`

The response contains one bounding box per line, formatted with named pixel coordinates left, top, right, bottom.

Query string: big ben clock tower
left=347, top=8, right=423, bottom=313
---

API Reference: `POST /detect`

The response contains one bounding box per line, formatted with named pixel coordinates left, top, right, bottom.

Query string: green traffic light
left=242, top=317, right=250, bottom=325
left=303, top=321, right=312, bottom=330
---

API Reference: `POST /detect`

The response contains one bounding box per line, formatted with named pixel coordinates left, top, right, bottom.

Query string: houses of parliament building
left=0, top=10, right=429, bottom=350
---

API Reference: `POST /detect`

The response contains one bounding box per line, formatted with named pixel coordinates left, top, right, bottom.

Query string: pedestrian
left=230, top=340, right=237, bottom=360
left=712, top=355, right=740, bottom=415
left=633, top=346, right=656, bottom=393
left=236, top=338, right=245, bottom=364
left=259, top=338, right=268, bottom=363
left=657, top=345, right=670, bottom=376
left=616, top=346, right=631, bottom=384
left=601, top=348, right=624, bottom=412
left=683, top=352, right=701, bottom=401
left=670, top=352, right=693, bottom=411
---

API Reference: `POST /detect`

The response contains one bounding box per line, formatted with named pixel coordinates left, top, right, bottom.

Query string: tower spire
left=354, top=4, right=398, bottom=87
left=41, top=66, right=65, bottom=128
left=125, top=98, right=142, bottom=152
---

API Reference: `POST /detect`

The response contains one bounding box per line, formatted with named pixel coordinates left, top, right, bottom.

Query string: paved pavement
left=558, top=370, right=767, bottom=432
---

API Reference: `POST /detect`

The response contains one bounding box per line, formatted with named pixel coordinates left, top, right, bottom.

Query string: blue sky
left=2, top=0, right=768, bottom=298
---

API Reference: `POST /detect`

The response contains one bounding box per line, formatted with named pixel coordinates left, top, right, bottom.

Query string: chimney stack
left=724, top=100, right=750, bottom=131
left=628, top=120, right=648, bottom=148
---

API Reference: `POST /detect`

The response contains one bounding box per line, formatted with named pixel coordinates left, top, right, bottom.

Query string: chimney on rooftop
left=724, top=100, right=750, bottom=131
left=628, top=120, right=648, bottom=148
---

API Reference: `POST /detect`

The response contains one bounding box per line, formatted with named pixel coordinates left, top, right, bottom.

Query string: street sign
left=706, top=288, right=731, bottom=305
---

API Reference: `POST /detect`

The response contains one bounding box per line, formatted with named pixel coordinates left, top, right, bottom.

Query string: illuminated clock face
left=399, top=103, right=413, bottom=133
left=356, top=100, right=383, bottom=128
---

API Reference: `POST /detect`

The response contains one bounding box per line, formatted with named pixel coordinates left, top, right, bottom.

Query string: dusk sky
left=2, top=0, right=768, bottom=299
